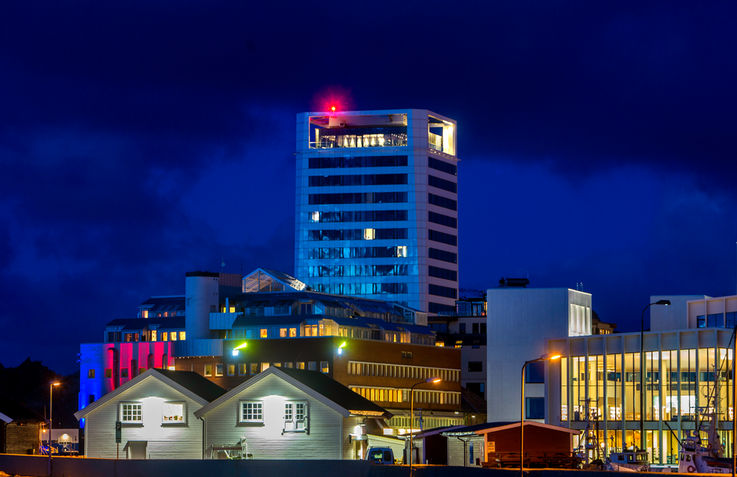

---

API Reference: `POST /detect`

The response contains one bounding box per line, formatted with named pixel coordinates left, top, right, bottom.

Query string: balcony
left=310, top=132, right=407, bottom=149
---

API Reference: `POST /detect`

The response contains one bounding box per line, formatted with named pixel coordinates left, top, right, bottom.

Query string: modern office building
left=429, top=296, right=488, bottom=401
left=487, top=283, right=593, bottom=423
left=547, top=294, right=737, bottom=465
left=294, top=109, right=459, bottom=314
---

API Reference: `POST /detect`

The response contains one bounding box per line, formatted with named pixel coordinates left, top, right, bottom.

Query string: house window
left=239, top=401, right=263, bottom=423
left=227, top=364, right=235, bottom=376
left=204, top=364, right=213, bottom=377
left=525, top=397, right=545, bottom=419
left=215, top=363, right=224, bottom=376
left=170, top=331, right=177, bottom=341
left=320, top=361, right=329, bottom=373
left=297, top=362, right=305, bottom=370
left=151, top=330, right=157, bottom=341
left=105, top=369, right=112, bottom=378
left=280, top=328, right=287, bottom=338
left=250, top=363, right=259, bottom=374
left=88, top=369, right=95, bottom=378
left=260, top=329, right=268, bottom=338
left=162, top=402, right=186, bottom=424
left=238, top=364, right=247, bottom=375
left=162, top=332, right=168, bottom=341
left=468, top=361, right=483, bottom=372
left=121, top=368, right=129, bottom=378
left=120, top=402, right=142, bottom=424
left=284, top=401, right=309, bottom=432
left=308, top=361, right=317, bottom=371
left=179, top=331, right=186, bottom=341
left=289, top=328, right=297, bottom=337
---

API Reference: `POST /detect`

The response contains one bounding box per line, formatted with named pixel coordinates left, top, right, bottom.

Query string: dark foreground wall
left=0, top=455, right=642, bottom=477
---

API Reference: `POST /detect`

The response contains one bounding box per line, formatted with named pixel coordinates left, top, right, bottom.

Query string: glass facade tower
left=295, top=109, right=459, bottom=313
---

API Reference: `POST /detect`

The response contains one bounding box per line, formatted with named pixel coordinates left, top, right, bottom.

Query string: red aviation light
left=330, top=105, right=336, bottom=112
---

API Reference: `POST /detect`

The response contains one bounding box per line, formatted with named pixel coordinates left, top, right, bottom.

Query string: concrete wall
left=0, top=454, right=643, bottom=477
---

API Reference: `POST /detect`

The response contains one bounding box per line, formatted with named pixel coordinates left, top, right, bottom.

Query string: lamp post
left=521, top=354, right=560, bottom=477
left=639, top=300, right=670, bottom=456
left=48, top=381, right=60, bottom=472
left=409, top=377, right=441, bottom=474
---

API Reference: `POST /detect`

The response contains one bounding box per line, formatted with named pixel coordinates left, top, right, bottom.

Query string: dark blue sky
left=1, top=1, right=736, bottom=374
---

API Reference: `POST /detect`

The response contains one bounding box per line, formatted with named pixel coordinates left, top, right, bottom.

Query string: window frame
left=283, top=400, right=309, bottom=433
left=119, top=402, right=143, bottom=425
left=238, top=401, right=264, bottom=425
left=161, top=401, right=187, bottom=426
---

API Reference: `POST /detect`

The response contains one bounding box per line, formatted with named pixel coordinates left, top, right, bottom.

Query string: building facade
left=294, top=109, right=459, bottom=314
left=487, top=285, right=592, bottom=423
left=547, top=294, right=737, bottom=465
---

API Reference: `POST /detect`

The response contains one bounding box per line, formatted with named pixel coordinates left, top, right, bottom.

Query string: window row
left=308, top=209, right=408, bottom=223
left=308, top=155, right=408, bottom=169
left=119, top=401, right=185, bottom=425
left=306, top=245, right=408, bottom=259
left=347, top=360, right=460, bottom=382
left=309, top=192, right=407, bottom=205
left=428, top=211, right=457, bottom=229
left=308, top=264, right=409, bottom=278
left=350, top=386, right=461, bottom=405
left=429, top=248, right=457, bottom=264
left=108, top=330, right=186, bottom=343
left=428, top=175, right=457, bottom=193
left=307, top=228, right=407, bottom=241
left=428, top=157, right=457, bottom=176
left=429, top=302, right=456, bottom=314
left=308, top=173, right=407, bottom=187
left=429, top=284, right=457, bottom=299
left=207, top=360, right=331, bottom=377
left=696, top=312, right=737, bottom=328
left=429, top=265, right=457, bottom=282
left=428, top=193, right=457, bottom=211
left=238, top=400, right=309, bottom=432
left=429, top=229, right=457, bottom=246
left=313, top=282, right=408, bottom=295
left=313, top=132, right=407, bottom=149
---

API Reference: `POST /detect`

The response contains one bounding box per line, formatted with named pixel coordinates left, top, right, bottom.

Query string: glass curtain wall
left=561, top=346, right=733, bottom=464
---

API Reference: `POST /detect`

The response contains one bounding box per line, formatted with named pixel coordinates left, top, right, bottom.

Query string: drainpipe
left=199, top=416, right=206, bottom=459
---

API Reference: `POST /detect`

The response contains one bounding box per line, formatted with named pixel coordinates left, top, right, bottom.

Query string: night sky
left=1, top=1, right=736, bottom=374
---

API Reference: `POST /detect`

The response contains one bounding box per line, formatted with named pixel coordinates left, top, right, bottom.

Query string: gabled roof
left=74, top=369, right=226, bottom=420
left=473, top=421, right=580, bottom=436
left=195, top=367, right=390, bottom=419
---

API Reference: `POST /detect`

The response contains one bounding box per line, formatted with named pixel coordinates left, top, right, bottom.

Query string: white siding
left=83, top=376, right=204, bottom=459
left=202, top=374, right=345, bottom=459
left=446, top=435, right=484, bottom=467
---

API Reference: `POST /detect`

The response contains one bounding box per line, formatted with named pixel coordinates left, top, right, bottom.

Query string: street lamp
left=640, top=300, right=670, bottom=456
left=48, top=381, right=60, bottom=469
left=409, top=377, right=441, bottom=474
left=521, top=354, right=560, bottom=477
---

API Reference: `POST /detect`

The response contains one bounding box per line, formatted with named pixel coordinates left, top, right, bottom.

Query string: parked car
left=366, top=447, right=395, bottom=464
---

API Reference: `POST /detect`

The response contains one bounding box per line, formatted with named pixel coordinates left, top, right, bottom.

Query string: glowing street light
left=48, top=381, right=61, bottom=469
left=520, top=355, right=560, bottom=477
left=337, top=341, right=347, bottom=356
left=231, top=342, right=248, bottom=357
left=409, top=377, right=441, bottom=474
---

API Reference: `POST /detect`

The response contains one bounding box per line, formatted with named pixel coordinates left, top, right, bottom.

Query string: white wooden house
left=74, top=369, right=225, bottom=459
left=195, top=366, right=391, bottom=460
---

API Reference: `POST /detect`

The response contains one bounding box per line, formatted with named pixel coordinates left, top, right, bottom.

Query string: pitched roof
left=195, top=367, right=390, bottom=419
left=278, top=367, right=389, bottom=417
left=75, top=369, right=226, bottom=420
left=155, top=369, right=227, bottom=402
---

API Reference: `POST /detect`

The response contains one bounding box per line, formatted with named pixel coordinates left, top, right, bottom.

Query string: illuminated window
left=250, top=363, right=259, bottom=374
left=151, top=330, right=157, bottom=341
left=320, top=361, right=329, bottom=373
left=161, top=402, right=186, bottom=424
left=163, top=312, right=168, bottom=317
left=229, top=306, right=235, bottom=313
left=87, top=369, right=95, bottom=378
left=284, top=401, right=309, bottom=432
left=215, top=363, right=224, bottom=376
left=308, top=361, right=317, bottom=371
left=227, top=364, right=235, bottom=376
left=260, top=329, right=268, bottom=338
left=142, top=310, right=149, bottom=318
left=364, top=228, right=375, bottom=240
left=310, top=211, right=320, bottom=222
left=297, top=361, right=305, bottom=370
left=261, top=362, right=270, bottom=371
left=238, top=364, right=247, bottom=375
left=239, top=401, right=263, bottom=423
left=204, top=364, right=213, bottom=377
left=396, top=246, right=407, bottom=257
left=289, top=328, right=297, bottom=337
left=162, top=332, right=168, bottom=341
left=170, top=331, right=177, bottom=341
left=120, top=402, right=142, bottom=424
left=179, top=331, right=186, bottom=341
left=280, top=328, right=287, bottom=338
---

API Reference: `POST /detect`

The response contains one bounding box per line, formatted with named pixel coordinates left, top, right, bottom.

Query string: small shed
left=0, top=399, right=45, bottom=454
left=475, top=421, right=580, bottom=468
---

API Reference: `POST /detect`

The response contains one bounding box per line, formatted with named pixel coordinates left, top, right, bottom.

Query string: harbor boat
left=606, top=449, right=649, bottom=472
left=678, top=432, right=732, bottom=474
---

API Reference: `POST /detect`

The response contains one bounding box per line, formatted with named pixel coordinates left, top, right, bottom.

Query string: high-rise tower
left=295, top=109, right=458, bottom=313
